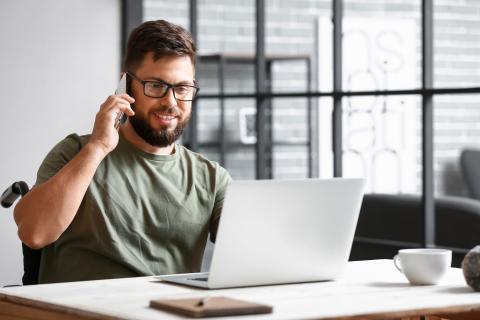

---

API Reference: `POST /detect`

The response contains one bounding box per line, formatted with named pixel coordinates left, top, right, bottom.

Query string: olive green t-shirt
left=36, top=133, right=231, bottom=284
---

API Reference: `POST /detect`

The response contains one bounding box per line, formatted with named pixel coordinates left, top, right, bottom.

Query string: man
left=14, top=20, right=231, bottom=283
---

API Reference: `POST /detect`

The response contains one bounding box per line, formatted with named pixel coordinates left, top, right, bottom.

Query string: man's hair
left=123, top=20, right=196, bottom=72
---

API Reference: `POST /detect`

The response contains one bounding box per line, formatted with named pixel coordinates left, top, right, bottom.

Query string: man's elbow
left=17, top=227, right=51, bottom=249
left=14, top=202, right=50, bottom=249
left=16, top=214, right=53, bottom=250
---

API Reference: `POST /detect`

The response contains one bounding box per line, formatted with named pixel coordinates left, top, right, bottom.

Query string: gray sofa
left=351, top=193, right=480, bottom=266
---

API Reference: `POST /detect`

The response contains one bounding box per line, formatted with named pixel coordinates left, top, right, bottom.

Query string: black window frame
left=126, top=0, right=480, bottom=256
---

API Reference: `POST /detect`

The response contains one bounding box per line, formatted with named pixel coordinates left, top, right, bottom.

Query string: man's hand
left=88, top=93, right=135, bottom=155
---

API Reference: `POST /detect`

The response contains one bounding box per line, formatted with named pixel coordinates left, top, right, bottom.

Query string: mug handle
left=393, top=254, right=403, bottom=273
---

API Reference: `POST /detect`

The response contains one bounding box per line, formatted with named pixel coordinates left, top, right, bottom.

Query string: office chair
left=460, top=149, right=480, bottom=201
left=1, top=181, right=41, bottom=285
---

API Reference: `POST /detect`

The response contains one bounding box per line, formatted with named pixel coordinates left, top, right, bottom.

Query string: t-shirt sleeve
left=209, top=165, right=232, bottom=242
left=35, top=134, right=85, bottom=186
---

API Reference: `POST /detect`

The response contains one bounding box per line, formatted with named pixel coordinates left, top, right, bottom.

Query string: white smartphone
left=114, top=73, right=128, bottom=129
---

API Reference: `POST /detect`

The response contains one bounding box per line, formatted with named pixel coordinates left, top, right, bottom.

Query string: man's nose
left=161, top=87, right=177, bottom=105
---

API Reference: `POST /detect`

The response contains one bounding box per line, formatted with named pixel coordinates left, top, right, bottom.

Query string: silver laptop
left=158, top=178, right=365, bottom=289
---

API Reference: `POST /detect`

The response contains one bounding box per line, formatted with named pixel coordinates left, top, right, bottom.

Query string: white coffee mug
left=393, top=248, right=452, bottom=285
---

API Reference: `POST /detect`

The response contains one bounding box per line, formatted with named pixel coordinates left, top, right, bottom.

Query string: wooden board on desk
left=0, top=293, right=120, bottom=320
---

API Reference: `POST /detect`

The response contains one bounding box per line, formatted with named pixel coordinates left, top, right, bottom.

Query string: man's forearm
left=14, top=142, right=107, bottom=249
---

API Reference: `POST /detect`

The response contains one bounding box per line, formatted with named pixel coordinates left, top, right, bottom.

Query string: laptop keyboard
left=189, top=277, right=209, bottom=282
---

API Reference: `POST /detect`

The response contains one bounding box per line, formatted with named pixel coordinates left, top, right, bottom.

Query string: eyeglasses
left=126, top=72, right=199, bottom=101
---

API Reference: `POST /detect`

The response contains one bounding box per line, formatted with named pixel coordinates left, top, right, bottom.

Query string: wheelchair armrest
left=1, top=181, right=29, bottom=208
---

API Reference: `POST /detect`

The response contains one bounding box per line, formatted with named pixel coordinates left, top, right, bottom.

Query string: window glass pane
left=271, top=97, right=320, bottom=179
left=143, top=0, right=189, bottom=28
left=225, top=146, right=256, bottom=180
left=266, top=0, right=331, bottom=93
left=197, top=1, right=255, bottom=95
left=197, top=57, right=255, bottom=95
left=434, top=1, right=480, bottom=88
left=343, top=0, right=421, bottom=91
left=196, top=99, right=221, bottom=146
left=434, top=94, right=480, bottom=198
left=342, top=95, right=422, bottom=194
left=197, top=98, right=256, bottom=180
left=199, top=1, right=255, bottom=54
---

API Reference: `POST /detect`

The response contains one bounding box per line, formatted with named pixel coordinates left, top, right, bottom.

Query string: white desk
left=1, top=260, right=480, bottom=320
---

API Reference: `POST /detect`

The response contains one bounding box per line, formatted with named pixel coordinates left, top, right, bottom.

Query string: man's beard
left=129, top=107, right=189, bottom=148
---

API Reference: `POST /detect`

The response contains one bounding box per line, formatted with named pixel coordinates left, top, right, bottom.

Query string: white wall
left=0, top=0, right=121, bottom=286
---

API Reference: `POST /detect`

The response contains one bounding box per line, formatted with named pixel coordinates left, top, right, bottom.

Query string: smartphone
left=114, top=73, right=128, bottom=129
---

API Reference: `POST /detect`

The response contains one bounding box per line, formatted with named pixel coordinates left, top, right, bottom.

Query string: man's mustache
left=151, top=106, right=181, bottom=117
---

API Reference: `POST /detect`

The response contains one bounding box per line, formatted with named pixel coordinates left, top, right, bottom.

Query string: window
left=140, top=0, right=480, bottom=262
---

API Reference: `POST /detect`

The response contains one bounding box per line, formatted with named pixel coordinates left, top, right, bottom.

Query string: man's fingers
left=118, top=103, right=135, bottom=117
left=116, top=93, right=135, bottom=104
left=101, top=95, right=135, bottom=113
left=102, top=94, right=135, bottom=108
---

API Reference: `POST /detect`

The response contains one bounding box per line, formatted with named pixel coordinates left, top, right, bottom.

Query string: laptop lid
left=207, top=178, right=365, bottom=289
